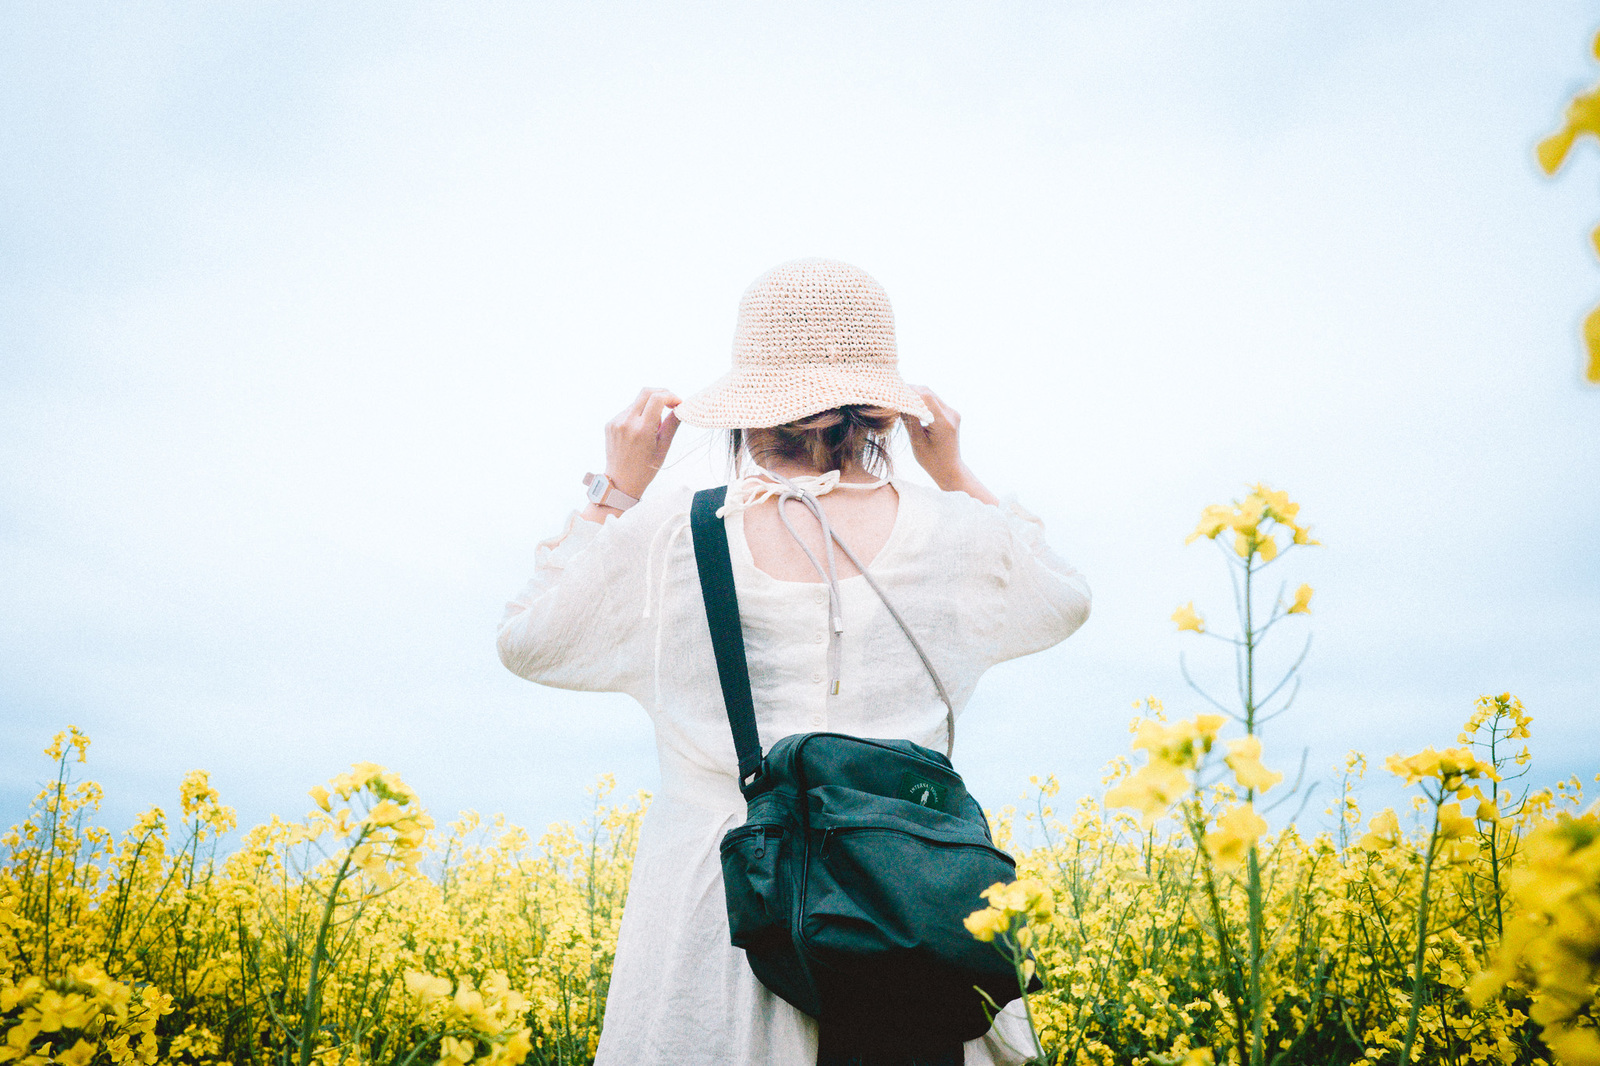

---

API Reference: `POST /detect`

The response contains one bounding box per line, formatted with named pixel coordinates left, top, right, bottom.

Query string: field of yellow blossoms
left=4, top=485, right=1597, bottom=1066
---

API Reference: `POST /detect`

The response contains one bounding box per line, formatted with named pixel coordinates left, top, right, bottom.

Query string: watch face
left=587, top=476, right=607, bottom=503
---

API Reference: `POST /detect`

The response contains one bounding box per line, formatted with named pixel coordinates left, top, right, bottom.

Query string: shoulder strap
left=690, top=486, right=765, bottom=787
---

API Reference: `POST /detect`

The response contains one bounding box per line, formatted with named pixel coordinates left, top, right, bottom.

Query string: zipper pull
left=818, top=827, right=835, bottom=860
left=753, top=825, right=767, bottom=859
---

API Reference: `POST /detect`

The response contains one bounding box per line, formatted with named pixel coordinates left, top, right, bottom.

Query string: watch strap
left=583, top=472, right=641, bottom=510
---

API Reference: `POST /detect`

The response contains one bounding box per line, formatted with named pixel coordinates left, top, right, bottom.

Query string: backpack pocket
left=800, top=821, right=1018, bottom=976
left=719, top=822, right=791, bottom=950
left=798, top=808, right=1023, bottom=1041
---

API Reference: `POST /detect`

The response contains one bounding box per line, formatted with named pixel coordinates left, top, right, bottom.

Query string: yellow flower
left=978, top=877, right=1053, bottom=921
left=1179, top=1050, right=1215, bottom=1066
left=1586, top=304, right=1600, bottom=384
left=1251, top=484, right=1298, bottom=524
left=1436, top=802, right=1475, bottom=840
left=1538, top=86, right=1600, bottom=174
left=1440, top=835, right=1481, bottom=865
left=308, top=785, right=331, bottom=812
left=1224, top=736, right=1283, bottom=793
left=1468, top=810, right=1600, bottom=1025
left=1544, top=1023, right=1600, bottom=1066
left=1286, top=584, right=1313, bottom=615
left=1205, top=803, right=1269, bottom=871
left=1384, top=746, right=1499, bottom=789
left=404, top=971, right=453, bottom=1005
left=501, top=1029, right=534, bottom=1063
left=1130, top=716, right=1223, bottom=769
left=1171, top=602, right=1205, bottom=633
left=1255, top=534, right=1278, bottom=562
left=1359, top=808, right=1401, bottom=852
left=1186, top=504, right=1233, bottom=544
left=363, top=800, right=406, bottom=829
left=439, top=1035, right=476, bottom=1066
left=56, top=1039, right=96, bottom=1066
left=1290, top=523, right=1319, bottom=545
left=1230, top=495, right=1268, bottom=536
left=1105, top=757, right=1191, bottom=827
left=962, top=906, right=1010, bottom=943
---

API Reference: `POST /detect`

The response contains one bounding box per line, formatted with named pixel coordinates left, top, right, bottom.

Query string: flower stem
left=298, top=828, right=368, bottom=1066
left=1398, top=798, right=1442, bottom=1064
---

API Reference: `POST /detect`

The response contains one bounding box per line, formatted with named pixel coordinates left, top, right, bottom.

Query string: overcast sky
left=3, top=2, right=1597, bottom=845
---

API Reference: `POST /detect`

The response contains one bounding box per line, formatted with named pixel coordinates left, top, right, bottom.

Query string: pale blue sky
left=3, top=2, right=1597, bottom=841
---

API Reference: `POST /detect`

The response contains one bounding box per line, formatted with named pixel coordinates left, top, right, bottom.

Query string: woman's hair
left=729, top=405, right=900, bottom=479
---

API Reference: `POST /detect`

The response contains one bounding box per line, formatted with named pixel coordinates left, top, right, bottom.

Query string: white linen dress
left=497, top=473, right=1092, bottom=1065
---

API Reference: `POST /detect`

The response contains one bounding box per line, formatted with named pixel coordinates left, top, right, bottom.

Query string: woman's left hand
left=903, top=386, right=999, bottom=505
left=581, top=386, right=682, bottom=523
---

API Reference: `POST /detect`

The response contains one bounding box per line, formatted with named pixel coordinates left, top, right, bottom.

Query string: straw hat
left=675, top=258, right=936, bottom=429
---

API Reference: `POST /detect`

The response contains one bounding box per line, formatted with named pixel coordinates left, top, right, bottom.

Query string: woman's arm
left=903, top=385, right=1090, bottom=662
left=578, top=386, right=682, bottom=525
left=497, top=386, right=684, bottom=696
left=900, top=386, right=1000, bottom=506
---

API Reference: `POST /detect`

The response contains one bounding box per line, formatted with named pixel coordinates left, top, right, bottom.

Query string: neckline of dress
left=726, top=475, right=911, bottom=588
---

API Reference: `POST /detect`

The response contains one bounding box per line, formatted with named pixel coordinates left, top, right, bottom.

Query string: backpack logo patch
left=897, top=773, right=949, bottom=812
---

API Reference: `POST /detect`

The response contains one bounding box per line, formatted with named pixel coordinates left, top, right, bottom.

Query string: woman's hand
left=583, top=387, right=681, bottom=522
left=902, top=386, right=999, bottom=506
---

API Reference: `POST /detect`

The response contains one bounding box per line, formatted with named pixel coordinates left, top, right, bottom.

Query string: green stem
left=40, top=752, right=75, bottom=975
left=1398, top=798, right=1442, bottom=1065
left=298, top=828, right=368, bottom=1066
left=1244, top=557, right=1256, bottom=733
left=1247, top=842, right=1264, bottom=1066
left=1243, top=556, right=1265, bottom=1066
left=1009, top=929, right=1048, bottom=1065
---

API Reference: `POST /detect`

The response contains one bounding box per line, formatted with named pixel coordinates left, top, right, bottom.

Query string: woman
left=498, top=258, right=1091, bottom=1065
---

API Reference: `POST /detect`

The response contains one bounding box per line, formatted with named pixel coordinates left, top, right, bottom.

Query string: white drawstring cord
left=636, top=465, right=957, bottom=755
left=719, top=465, right=957, bottom=755
left=642, top=513, right=692, bottom=621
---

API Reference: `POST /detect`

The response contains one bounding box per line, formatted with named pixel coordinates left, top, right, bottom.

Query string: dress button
left=814, top=589, right=827, bottom=605
left=810, top=715, right=824, bottom=727
left=812, top=671, right=823, bottom=683
left=813, top=632, right=825, bottom=644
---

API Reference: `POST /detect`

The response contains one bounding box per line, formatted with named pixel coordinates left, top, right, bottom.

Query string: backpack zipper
left=813, top=824, right=1014, bottom=866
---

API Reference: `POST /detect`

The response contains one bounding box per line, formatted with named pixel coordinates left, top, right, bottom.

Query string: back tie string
left=715, top=464, right=956, bottom=755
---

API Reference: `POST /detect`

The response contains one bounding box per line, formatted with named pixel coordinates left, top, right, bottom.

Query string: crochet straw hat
left=675, top=258, right=936, bottom=429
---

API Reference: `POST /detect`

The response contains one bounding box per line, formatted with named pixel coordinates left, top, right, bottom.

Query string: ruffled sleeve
left=987, top=492, right=1092, bottom=664
left=497, top=494, right=685, bottom=700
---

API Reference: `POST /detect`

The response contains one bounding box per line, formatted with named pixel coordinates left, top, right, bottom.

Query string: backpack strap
left=690, top=486, right=766, bottom=789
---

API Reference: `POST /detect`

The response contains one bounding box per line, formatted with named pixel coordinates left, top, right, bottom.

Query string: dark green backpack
left=690, top=486, right=1026, bottom=1043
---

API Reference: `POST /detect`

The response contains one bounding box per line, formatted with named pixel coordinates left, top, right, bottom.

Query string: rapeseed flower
left=1224, top=736, right=1283, bottom=793
left=1204, top=803, right=1269, bottom=872
left=1358, top=808, right=1401, bottom=852
left=1172, top=602, right=1206, bottom=633
left=1385, top=746, right=1499, bottom=791
left=1105, top=757, right=1191, bottom=827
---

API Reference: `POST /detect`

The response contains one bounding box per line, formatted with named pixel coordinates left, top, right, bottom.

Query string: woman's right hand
left=599, top=386, right=682, bottom=501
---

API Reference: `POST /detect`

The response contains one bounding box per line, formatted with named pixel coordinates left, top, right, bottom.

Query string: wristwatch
left=583, top=472, right=641, bottom=511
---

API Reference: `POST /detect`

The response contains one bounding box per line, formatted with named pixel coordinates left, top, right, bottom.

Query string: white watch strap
left=583, top=472, right=640, bottom=510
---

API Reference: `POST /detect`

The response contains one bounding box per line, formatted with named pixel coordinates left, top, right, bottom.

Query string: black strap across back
left=690, top=485, right=765, bottom=787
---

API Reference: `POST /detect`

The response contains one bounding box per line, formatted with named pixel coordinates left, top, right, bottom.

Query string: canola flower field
left=3, top=485, right=1597, bottom=1066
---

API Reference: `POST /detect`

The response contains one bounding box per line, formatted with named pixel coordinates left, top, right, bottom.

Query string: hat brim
left=674, top=364, right=935, bottom=429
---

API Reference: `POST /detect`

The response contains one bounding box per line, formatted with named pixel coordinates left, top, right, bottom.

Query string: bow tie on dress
left=640, top=466, right=954, bottom=738
left=641, top=465, right=891, bottom=699
left=714, top=468, right=889, bottom=519
left=716, top=465, right=891, bottom=696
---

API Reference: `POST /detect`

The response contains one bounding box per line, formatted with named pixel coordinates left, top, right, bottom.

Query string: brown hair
left=729, top=405, right=900, bottom=479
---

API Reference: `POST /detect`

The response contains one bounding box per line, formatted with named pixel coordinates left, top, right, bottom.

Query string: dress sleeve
left=496, top=498, right=674, bottom=699
left=988, top=492, right=1092, bottom=664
